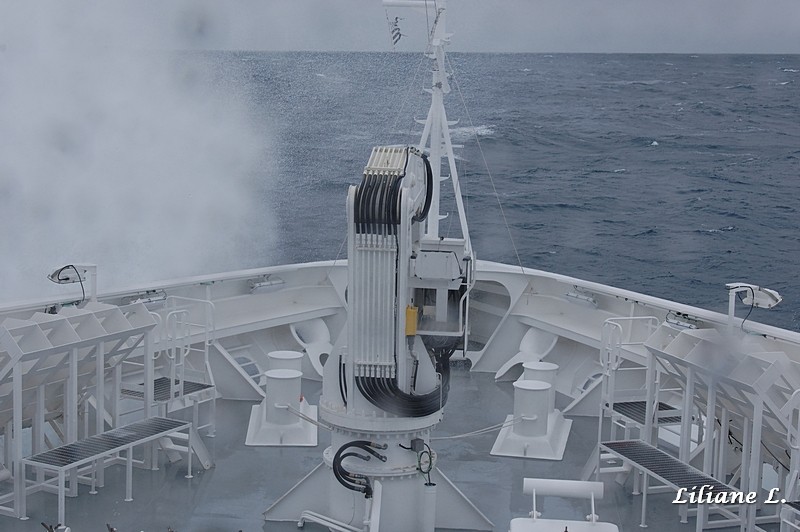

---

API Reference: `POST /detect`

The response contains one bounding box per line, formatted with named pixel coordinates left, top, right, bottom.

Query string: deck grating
left=121, top=377, right=213, bottom=402
left=601, top=439, right=732, bottom=493
left=26, top=417, right=187, bottom=468
left=612, top=401, right=682, bottom=425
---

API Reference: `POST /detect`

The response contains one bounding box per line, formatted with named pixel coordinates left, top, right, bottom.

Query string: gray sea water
left=230, top=52, right=800, bottom=330
left=3, top=51, right=799, bottom=332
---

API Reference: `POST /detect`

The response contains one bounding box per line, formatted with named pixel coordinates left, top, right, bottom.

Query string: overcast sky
left=2, top=0, right=799, bottom=54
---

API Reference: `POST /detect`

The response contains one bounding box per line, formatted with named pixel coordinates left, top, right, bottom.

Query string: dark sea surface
left=223, top=51, right=800, bottom=331
left=3, top=51, right=798, bottom=332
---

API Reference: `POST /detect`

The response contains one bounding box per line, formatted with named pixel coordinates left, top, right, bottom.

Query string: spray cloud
left=0, top=1, right=275, bottom=302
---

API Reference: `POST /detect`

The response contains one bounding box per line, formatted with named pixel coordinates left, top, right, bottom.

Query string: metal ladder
left=582, top=316, right=660, bottom=483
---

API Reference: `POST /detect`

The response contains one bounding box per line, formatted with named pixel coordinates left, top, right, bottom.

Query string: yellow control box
left=405, top=306, right=418, bottom=336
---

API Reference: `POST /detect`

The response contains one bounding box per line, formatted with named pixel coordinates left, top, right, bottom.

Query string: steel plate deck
left=24, top=417, right=189, bottom=470
left=611, top=401, right=682, bottom=425
left=600, top=440, right=732, bottom=493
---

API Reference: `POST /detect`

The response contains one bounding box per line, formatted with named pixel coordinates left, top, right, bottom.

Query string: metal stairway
left=120, top=296, right=217, bottom=434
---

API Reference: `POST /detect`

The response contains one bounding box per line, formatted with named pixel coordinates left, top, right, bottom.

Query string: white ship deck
left=1, top=368, right=776, bottom=532
left=0, top=255, right=797, bottom=531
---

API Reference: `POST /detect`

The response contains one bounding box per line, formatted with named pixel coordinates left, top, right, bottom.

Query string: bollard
left=267, top=350, right=304, bottom=372
left=522, top=361, right=559, bottom=412
left=265, top=369, right=302, bottom=425
left=513, top=380, right=551, bottom=438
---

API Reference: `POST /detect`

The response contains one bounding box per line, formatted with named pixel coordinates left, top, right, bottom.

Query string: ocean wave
left=611, top=79, right=669, bottom=86
left=522, top=202, right=587, bottom=212
left=449, top=125, right=496, bottom=142
left=697, top=226, right=737, bottom=234
left=629, top=228, right=657, bottom=237
left=677, top=187, right=712, bottom=195
left=782, top=68, right=799, bottom=73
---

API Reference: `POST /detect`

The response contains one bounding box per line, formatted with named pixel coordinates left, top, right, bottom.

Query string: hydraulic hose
left=332, top=441, right=387, bottom=498
left=355, top=348, right=454, bottom=417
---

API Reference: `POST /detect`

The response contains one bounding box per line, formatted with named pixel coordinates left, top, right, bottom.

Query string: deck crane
left=264, top=1, right=491, bottom=530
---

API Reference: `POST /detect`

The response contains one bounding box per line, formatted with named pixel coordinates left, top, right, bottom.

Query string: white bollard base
left=490, top=411, right=572, bottom=460
left=245, top=399, right=318, bottom=447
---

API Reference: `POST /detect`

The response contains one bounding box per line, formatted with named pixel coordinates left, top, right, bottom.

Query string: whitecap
left=782, top=68, right=799, bottom=73
left=449, top=125, right=496, bottom=142
left=613, top=168, right=626, bottom=173
left=702, top=226, right=736, bottom=233
left=650, top=141, right=659, bottom=146
left=613, top=79, right=666, bottom=86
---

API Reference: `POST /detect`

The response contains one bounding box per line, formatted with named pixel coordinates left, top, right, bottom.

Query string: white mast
left=386, top=0, right=472, bottom=258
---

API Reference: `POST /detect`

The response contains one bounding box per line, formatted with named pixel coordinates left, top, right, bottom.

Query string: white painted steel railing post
left=679, top=367, right=695, bottom=524
left=696, top=379, right=717, bottom=532
left=644, top=349, right=657, bottom=445
left=125, top=448, right=133, bottom=501
left=89, top=461, right=97, bottom=495
left=113, top=364, right=121, bottom=428
left=35, top=385, right=45, bottom=485
left=640, top=473, right=649, bottom=528
left=82, top=400, right=89, bottom=441
left=58, top=469, right=66, bottom=524
left=717, top=407, right=729, bottom=480
left=144, top=330, right=154, bottom=418
left=67, top=346, right=79, bottom=497
left=787, top=400, right=800, bottom=501
left=96, top=340, right=106, bottom=487
left=747, top=400, right=764, bottom=531
left=13, top=363, right=23, bottom=519
left=741, top=417, right=752, bottom=516
left=144, top=329, right=156, bottom=470
left=186, top=428, right=193, bottom=479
